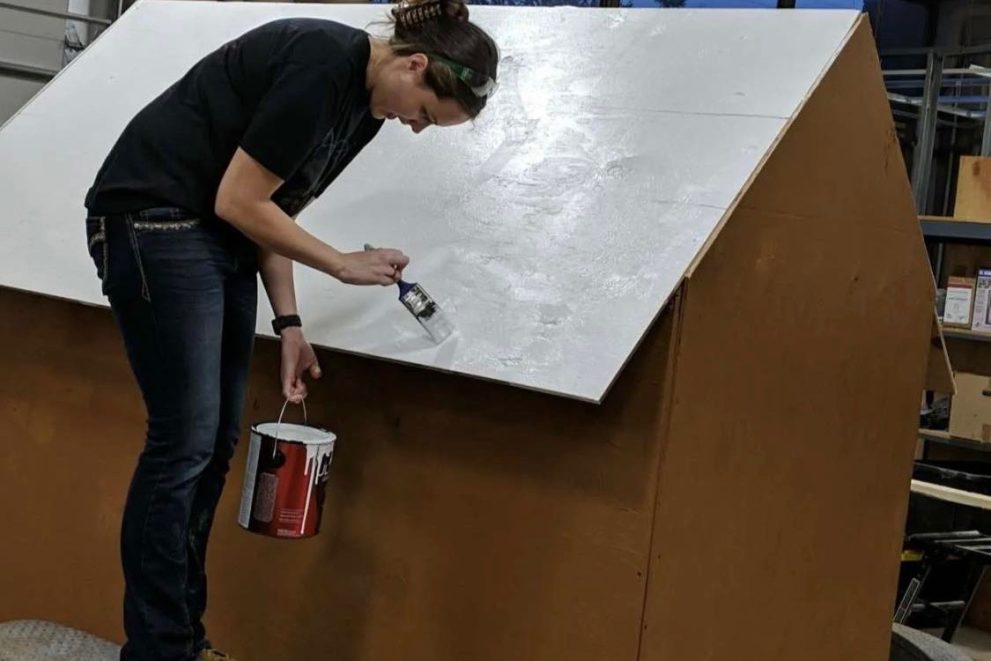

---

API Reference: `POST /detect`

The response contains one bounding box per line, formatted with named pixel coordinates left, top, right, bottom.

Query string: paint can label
left=253, top=473, right=278, bottom=523
left=237, top=431, right=264, bottom=528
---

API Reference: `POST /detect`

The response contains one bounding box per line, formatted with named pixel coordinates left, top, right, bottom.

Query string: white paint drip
left=300, top=440, right=335, bottom=535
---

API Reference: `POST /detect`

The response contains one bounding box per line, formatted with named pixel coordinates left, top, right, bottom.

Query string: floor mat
left=0, top=620, right=120, bottom=661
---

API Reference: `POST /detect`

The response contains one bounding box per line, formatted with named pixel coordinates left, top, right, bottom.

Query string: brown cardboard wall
left=0, top=286, right=678, bottom=661
left=638, top=18, right=933, bottom=661
left=948, top=373, right=991, bottom=442
left=954, top=156, right=991, bottom=220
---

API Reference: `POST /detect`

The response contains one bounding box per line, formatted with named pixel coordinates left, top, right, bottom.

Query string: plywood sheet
left=639, top=18, right=934, bottom=661
left=912, top=479, right=991, bottom=510
left=0, top=2, right=859, bottom=401
left=0, top=285, right=679, bottom=661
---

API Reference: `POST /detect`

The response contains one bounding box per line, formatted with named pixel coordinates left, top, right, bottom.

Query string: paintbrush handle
left=364, top=243, right=410, bottom=289
left=365, top=243, right=451, bottom=343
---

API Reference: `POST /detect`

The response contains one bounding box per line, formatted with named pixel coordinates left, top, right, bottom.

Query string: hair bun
left=443, top=0, right=470, bottom=22
left=392, top=0, right=469, bottom=32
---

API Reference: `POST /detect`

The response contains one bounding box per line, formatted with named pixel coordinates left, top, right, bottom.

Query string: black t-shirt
left=86, top=18, right=383, bottom=250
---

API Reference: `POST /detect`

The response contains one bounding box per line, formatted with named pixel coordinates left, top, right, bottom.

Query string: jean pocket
left=129, top=217, right=232, bottom=302
left=85, top=216, right=108, bottom=291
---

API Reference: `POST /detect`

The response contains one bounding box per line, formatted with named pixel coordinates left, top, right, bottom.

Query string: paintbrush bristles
left=364, top=243, right=454, bottom=343
left=400, top=283, right=454, bottom=343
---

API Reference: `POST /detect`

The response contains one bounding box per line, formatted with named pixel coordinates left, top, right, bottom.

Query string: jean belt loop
left=124, top=214, right=152, bottom=302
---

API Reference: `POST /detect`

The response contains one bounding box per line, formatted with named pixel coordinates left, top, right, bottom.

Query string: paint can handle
left=272, top=397, right=308, bottom=458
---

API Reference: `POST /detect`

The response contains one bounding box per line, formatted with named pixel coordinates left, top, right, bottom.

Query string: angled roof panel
left=0, top=2, right=860, bottom=401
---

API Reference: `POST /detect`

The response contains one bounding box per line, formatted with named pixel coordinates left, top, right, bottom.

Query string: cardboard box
left=974, top=269, right=991, bottom=332
left=955, top=156, right=991, bottom=220
left=950, top=372, right=991, bottom=442
left=945, top=276, right=977, bottom=327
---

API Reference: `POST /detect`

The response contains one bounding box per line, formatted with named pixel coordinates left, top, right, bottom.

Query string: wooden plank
left=955, top=156, right=991, bottom=220
left=919, top=428, right=991, bottom=453
left=928, top=312, right=956, bottom=394
left=911, top=479, right=991, bottom=511
left=639, top=17, right=933, bottom=661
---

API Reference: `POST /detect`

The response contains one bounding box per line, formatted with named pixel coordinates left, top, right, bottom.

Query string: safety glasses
left=433, top=55, right=497, bottom=98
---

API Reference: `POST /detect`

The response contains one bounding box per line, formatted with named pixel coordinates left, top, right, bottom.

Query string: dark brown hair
left=389, top=0, right=499, bottom=118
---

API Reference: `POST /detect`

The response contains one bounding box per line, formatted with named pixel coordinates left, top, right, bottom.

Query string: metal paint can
left=238, top=401, right=336, bottom=539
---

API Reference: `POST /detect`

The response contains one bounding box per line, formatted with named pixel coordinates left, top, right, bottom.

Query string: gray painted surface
left=0, top=76, right=44, bottom=123
left=0, top=0, right=70, bottom=124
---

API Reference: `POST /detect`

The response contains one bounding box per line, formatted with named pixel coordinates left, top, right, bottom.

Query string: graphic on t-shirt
left=273, top=129, right=352, bottom=217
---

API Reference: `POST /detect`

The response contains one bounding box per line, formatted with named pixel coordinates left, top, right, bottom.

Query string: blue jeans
left=86, top=208, right=258, bottom=661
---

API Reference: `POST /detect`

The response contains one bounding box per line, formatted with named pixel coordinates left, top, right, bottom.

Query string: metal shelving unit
left=884, top=48, right=991, bottom=304
left=921, top=216, right=991, bottom=244
left=888, top=48, right=991, bottom=452
left=941, top=327, right=991, bottom=342
left=883, top=45, right=991, bottom=217
left=919, top=428, right=991, bottom=453
left=0, top=0, right=110, bottom=24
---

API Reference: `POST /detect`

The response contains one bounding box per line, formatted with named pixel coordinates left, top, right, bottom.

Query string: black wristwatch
left=272, top=314, right=302, bottom=335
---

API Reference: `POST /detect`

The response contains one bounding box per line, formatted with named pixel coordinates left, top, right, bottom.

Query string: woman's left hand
left=280, top=327, right=322, bottom=403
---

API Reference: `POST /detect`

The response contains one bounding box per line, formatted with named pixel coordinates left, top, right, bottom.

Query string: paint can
left=238, top=399, right=336, bottom=539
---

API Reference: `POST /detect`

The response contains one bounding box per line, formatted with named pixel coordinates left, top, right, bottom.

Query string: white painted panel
left=0, top=1, right=859, bottom=401
left=492, top=8, right=857, bottom=118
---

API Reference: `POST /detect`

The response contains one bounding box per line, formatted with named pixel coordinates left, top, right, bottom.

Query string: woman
left=83, top=1, right=498, bottom=659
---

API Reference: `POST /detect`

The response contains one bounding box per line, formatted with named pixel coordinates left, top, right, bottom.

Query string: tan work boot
left=199, top=649, right=238, bottom=661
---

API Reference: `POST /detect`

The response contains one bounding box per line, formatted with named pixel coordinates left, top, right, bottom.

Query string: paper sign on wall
left=945, top=276, right=977, bottom=328
left=972, top=269, right=991, bottom=332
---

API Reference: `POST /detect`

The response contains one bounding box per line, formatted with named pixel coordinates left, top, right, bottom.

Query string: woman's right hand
left=333, top=248, right=409, bottom=286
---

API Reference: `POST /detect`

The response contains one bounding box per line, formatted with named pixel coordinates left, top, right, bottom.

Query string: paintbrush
left=364, top=244, right=454, bottom=344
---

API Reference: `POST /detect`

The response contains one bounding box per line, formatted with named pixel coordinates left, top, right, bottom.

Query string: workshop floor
left=955, top=627, right=991, bottom=660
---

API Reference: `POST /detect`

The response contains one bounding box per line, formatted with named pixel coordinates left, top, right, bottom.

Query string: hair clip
left=397, top=0, right=441, bottom=28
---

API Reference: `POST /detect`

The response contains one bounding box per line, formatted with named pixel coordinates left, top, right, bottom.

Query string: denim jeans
left=85, top=208, right=258, bottom=661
